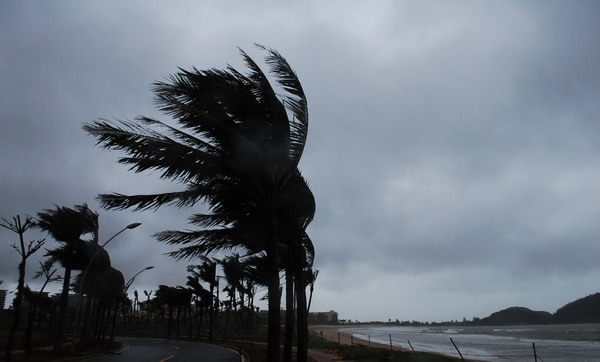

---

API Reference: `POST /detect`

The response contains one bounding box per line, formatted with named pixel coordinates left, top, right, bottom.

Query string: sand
left=309, top=324, right=404, bottom=351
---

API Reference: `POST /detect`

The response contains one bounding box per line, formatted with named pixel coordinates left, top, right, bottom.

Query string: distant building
left=308, top=310, right=338, bottom=324
left=0, top=289, right=6, bottom=310
left=257, top=309, right=339, bottom=325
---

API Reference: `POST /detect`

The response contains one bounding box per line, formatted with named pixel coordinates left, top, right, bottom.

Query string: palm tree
left=277, top=171, right=315, bottom=362
left=143, top=290, right=153, bottom=324
left=77, top=266, right=124, bottom=343
left=74, top=241, right=113, bottom=345
left=187, top=257, right=218, bottom=340
left=186, top=273, right=212, bottom=338
left=36, top=204, right=99, bottom=351
left=154, top=284, right=177, bottom=338
left=83, top=45, right=310, bottom=361
left=219, top=253, right=246, bottom=340
left=173, top=287, right=193, bottom=339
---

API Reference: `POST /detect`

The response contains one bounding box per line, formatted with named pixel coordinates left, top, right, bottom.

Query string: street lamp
left=124, top=266, right=155, bottom=293
left=80, top=222, right=142, bottom=293
left=101, top=222, right=142, bottom=248
left=122, top=266, right=154, bottom=327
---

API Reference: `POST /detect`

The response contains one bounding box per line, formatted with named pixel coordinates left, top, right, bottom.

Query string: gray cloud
left=1, top=1, right=599, bottom=321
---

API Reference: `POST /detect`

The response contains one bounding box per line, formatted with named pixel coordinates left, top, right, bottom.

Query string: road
left=89, top=336, right=240, bottom=362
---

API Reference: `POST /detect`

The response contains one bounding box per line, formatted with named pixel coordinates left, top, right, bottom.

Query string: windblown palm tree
left=84, top=45, right=311, bottom=361
left=187, top=257, right=218, bottom=340
left=186, top=272, right=212, bottom=338
left=154, top=285, right=191, bottom=339
left=36, top=204, right=99, bottom=351
left=220, top=253, right=246, bottom=340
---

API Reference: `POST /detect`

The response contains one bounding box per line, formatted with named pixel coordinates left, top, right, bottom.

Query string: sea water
left=340, top=324, right=600, bottom=361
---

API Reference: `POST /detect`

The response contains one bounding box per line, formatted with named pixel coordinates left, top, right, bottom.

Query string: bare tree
left=1, top=215, right=44, bottom=361
left=24, top=258, right=59, bottom=355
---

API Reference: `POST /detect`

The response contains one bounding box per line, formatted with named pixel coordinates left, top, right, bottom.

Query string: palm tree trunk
left=24, top=270, right=55, bottom=355
left=81, top=296, right=93, bottom=344
left=196, top=306, right=203, bottom=339
left=54, top=266, right=72, bottom=352
left=249, top=290, right=255, bottom=332
left=109, top=299, right=119, bottom=342
left=176, top=305, right=181, bottom=339
left=267, top=209, right=281, bottom=362
left=209, top=285, right=215, bottom=341
left=189, top=306, right=193, bottom=340
left=167, top=305, right=173, bottom=339
left=5, top=260, right=26, bottom=361
left=282, top=261, right=295, bottom=362
left=295, top=259, right=308, bottom=362
left=223, top=294, right=233, bottom=341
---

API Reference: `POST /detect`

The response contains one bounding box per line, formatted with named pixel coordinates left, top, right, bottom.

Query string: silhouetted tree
left=24, top=258, right=59, bottom=355
left=74, top=240, right=113, bottom=345
left=37, top=204, right=98, bottom=351
left=1, top=215, right=44, bottom=361
left=220, top=253, right=245, bottom=340
left=83, top=45, right=310, bottom=362
left=143, top=290, right=153, bottom=324
left=278, top=171, right=315, bottom=362
left=187, top=257, right=217, bottom=340
left=186, top=270, right=213, bottom=338
left=155, top=285, right=191, bottom=339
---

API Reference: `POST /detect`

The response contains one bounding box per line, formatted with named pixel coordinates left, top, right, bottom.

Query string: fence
left=319, top=330, right=545, bottom=361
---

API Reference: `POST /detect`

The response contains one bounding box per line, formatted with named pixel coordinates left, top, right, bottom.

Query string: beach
left=309, top=324, right=403, bottom=351
left=318, top=324, right=600, bottom=361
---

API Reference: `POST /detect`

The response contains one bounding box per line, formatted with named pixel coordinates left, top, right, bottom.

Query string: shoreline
left=311, top=323, right=600, bottom=361
left=308, top=325, right=480, bottom=361
left=309, top=324, right=407, bottom=351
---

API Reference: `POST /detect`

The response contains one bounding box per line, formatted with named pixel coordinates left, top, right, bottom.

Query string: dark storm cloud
left=2, top=1, right=600, bottom=320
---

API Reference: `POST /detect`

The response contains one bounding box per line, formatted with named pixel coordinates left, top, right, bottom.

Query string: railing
left=320, top=330, right=545, bottom=361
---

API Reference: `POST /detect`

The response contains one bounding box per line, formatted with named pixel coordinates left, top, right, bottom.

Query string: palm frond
left=97, top=185, right=208, bottom=211
left=301, top=232, right=315, bottom=269
left=84, top=120, right=224, bottom=183
left=238, top=47, right=291, bottom=165
left=257, top=44, right=309, bottom=164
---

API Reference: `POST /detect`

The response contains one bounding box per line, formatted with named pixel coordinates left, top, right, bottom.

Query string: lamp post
left=101, top=222, right=142, bottom=248
left=109, top=264, right=154, bottom=343
left=122, top=266, right=154, bottom=326
left=124, top=266, right=154, bottom=293
left=80, top=222, right=142, bottom=295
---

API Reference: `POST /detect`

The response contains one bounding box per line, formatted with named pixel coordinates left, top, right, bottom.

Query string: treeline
left=3, top=46, right=316, bottom=362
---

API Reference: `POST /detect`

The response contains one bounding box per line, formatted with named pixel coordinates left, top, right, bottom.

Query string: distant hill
left=553, top=292, right=600, bottom=324
left=479, top=306, right=552, bottom=325
left=476, top=292, right=600, bottom=325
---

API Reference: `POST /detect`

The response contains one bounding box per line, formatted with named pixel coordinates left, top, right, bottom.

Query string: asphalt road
left=89, top=336, right=240, bottom=362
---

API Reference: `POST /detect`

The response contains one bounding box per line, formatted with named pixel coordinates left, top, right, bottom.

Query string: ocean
left=339, top=324, right=600, bottom=361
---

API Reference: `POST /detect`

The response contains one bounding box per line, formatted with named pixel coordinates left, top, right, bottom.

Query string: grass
left=310, top=336, right=465, bottom=362
left=0, top=329, right=56, bottom=351
left=334, top=344, right=464, bottom=361
left=219, top=330, right=467, bottom=361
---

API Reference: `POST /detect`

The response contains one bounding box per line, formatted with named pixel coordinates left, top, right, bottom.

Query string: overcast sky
left=1, top=1, right=600, bottom=322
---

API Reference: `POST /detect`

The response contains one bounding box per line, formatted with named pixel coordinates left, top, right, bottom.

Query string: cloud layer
left=1, top=1, right=600, bottom=321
